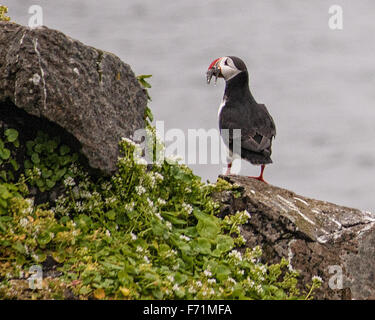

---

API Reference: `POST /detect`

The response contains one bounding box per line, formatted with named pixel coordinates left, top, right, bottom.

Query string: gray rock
left=0, top=21, right=147, bottom=174
left=217, top=175, right=375, bottom=300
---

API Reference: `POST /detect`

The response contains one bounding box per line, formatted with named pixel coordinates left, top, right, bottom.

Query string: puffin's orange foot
left=248, top=175, right=268, bottom=184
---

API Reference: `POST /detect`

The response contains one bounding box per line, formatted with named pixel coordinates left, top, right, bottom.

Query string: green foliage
left=0, top=128, right=20, bottom=169
left=0, top=5, right=10, bottom=21
left=0, top=128, right=26, bottom=215
left=24, top=131, right=79, bottom=192
left=137, top=75, right=153, bottom=124
left=0, top=126, right=321, bottom=300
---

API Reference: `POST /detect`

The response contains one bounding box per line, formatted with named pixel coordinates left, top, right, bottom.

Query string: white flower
left=124, top=202, right=135, bottom=211
left=312, top=275, right=323, bottom=283
left=195, top=281, right=202, bottom=287
left=136, top=246, right=143, bottom=253
left=229, top=250, right=242, bottom=261
left=121, top=137, right=137, bottom=147
left=255, top=284, right=264, bottom=294
left=203, top=270, right=212, bottom=277
left=166, top=222, right=172, bottom=230
left=207, top=279, right=216, bottom=284
left=157, top=198, right=166, bottom=206
left=148, top=175, right=156, bottom=187
left=105, top=230, right=111, bottom=237
left=63, top=176, right=75, bottom=187
left=80, top=191, right=92, bottom=199
left=155, top=212, right=163, bottom=221
left=165, top=154, right=183, bottom=164
left=146, top=198, right=154, bottom=208
left=188, top=286, right=197, bottom=294
left=154, top=172, right=164, bottom=181
left=246, top=278, right=255, bottom=288
left=243, top=210, right=251, bottom=219
left=172, top=284, right=180, bottom=292
left=143, top=256, right=150, bottom=263
left=135, top=157, right=148, bottom=166
left=179, top=234, right=191, bottom=241
left=72, top=230, right=79, bottom=237
left=182, top=203, right=193, bottom=215
left=167, top=275, right=175, bottom=282
left=19, top=218, right=29, bottom=228
left=130, top=232, right=137, bottom=240
left=259, top=265, right=267, bottom=274
left=135, top=185, right=146, bottom=196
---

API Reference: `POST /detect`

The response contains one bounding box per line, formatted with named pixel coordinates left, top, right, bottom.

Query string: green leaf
left=0, top=198, right=7, bottom=208
left=31, top=153, right=40, bottom=164
left=54, top=168, right=67, bottom=181
left=9, top=159, right=19, bottom=171
left=145, top=107, right=154, bottom=122
left=41, top=168, right=52, bottom=178
left=4, top=128, right=18, bottom=143
left=0, top=147, right=10, bottom=160
left=59, top=155, right=71, bottom=166
left=34, top=144, right=44, bottom=153
left=0, top=171, right=7, bottom=182
left=215, top=235, right=234, bottom=253
left=137, top=74, right=152, bottom=88
left=24, top=159, right=33, bottom=169
left=37, top=231, right=52, bottom=246
left=46, top=179, right=56, bottom=189
left=0, top=185, right=12, bottom=199
left=46, top=140, right=58, bottom=153
left=194, top=211, right=221, bottom=239
left=193, top=237, right=211, bottom=255
left=60, top=145, right=70, bottom=156
left=12, top=139, right=19, bottom=148
left=36, top=179, right=44, bottom=188
left=12, top=241, right=26, bottom=254
left=26, top=141, right=35, bottom=154
left=214, top=264, right=232, bottom=281
left=106, top=210, right=116, bottom=221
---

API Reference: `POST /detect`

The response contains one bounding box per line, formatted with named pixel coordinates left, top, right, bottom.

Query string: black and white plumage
left=207, top=56, right=276, bottom=182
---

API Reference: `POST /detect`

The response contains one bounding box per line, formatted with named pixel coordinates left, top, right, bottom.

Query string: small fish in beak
left=206, top=66, right=221, bottom=85
left=206, top=57, right=222, bottom=85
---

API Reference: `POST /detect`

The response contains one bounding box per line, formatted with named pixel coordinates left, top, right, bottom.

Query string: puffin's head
left=206, top=56, right=247, bottom=84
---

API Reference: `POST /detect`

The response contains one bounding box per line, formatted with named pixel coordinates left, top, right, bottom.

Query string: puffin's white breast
left=218, top=97, right=227, bottom=117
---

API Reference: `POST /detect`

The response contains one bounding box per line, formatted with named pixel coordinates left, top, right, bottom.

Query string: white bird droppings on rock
left=30, top=73, right=41, bottom=85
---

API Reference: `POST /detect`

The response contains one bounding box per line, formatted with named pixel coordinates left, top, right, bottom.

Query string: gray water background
left=5, top=0, right=375, bottom=211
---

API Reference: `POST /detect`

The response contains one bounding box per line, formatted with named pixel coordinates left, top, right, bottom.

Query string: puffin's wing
left=220, top=103, right=276, bottom=153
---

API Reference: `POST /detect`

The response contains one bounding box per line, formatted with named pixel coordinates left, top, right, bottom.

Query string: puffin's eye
left=224, top=59, right=229, bottom=66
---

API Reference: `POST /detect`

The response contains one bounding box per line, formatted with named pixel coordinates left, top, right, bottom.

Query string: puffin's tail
left=241, top=148, right=273, bottom=165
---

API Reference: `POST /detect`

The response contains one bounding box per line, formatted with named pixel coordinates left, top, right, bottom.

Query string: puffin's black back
left=219, top=67, right=276, bottom=165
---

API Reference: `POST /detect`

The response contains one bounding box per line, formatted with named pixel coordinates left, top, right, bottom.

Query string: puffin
left=206, top=56, right=276, bottom=183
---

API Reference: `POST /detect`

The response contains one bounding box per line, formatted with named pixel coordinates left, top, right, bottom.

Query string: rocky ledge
left=216, top=175, right=375, bottom=300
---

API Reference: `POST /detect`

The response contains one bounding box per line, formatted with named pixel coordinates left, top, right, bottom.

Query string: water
left=5, top=0, right=375, bottom=210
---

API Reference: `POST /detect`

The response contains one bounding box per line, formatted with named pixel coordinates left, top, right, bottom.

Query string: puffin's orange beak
left=206, top=57, right=222, bottom=84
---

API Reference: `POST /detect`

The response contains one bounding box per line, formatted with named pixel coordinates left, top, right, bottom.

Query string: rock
left=0, top=21, right=147, bottom=174
left=217, top=175, right=375, bottom=300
